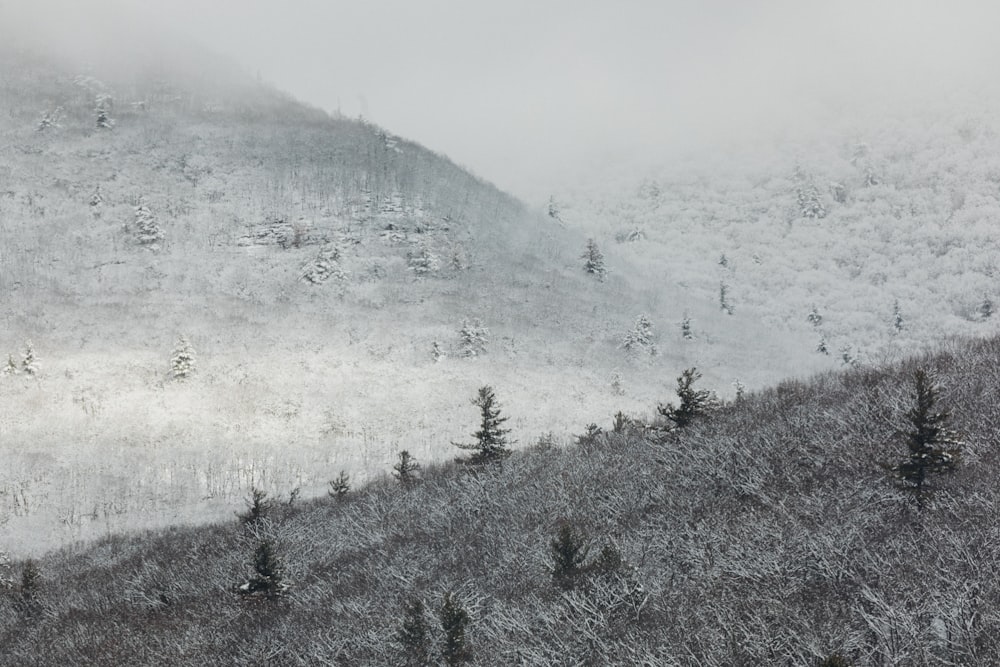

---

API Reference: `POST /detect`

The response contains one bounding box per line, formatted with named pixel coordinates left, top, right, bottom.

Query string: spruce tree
left=393, top=450, right=421, bottom=486
left=439, top=592, right=472, bottom=665
left=550, top=521, right=590, bottom=590
left=328, top=471, right=350, bottom=500
left=21, top=341, right=37, bottom=376
left=134, top=204, right=163, bottom=247
left=170, top=335, right=196, bottom=380
left=454, top=386, right=512, bottom=464
left=891, top=369, right=961, bottom=508
left=397, top=598, right=432, bottom=666
left=238, top=540, right=287, bottom=599
left=581, top=238, right=606, bottom=281
left=658, top=367, right=716, bottom=429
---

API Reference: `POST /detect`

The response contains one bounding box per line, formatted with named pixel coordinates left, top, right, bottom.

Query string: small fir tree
left=581, top=238, right=606, bottom=281
left=237, top=487, right=272, bottom=525
left=817, top=336, right=829, bottom=355
left=658, top=367, right=717, bottom=429
left=459, top=319, right=489, bottom=358
left=807, top=306, right=823, bottom=327
left=892, top=300, right=904, bottom=333
left=170, top=335, right=196, bottom=380
left=3, top=354, right=19, bottom=376
left=238, top=540, right=287, bottom=599
left=454, top=385, right=513, bottom=464
left=393, top=450, right=421, bottom=486
left=328, top=471, right=350, bottom=500
left=408, top=242, right=440, bottom=276
left=21, top=341, right=37, bottom=376
left=719, top=282, right=734, bottom=315
left=797, top=182, right=827, bottom=218
left=680, top=315, right=693, bottom=340
left=20, top=559, right=41, bottom=604
left=550, top=521, right=591, bottom=590
left=890, top=369, right=962, bottom=508
left=397, top=598, right=432, bottom=666
left=133, top=204, right=163, bottom=247
left=623, top=314, right=656, bottom=354
left=439, top=592, right=472, bottom=665
left=980, top=295, right=994, bottom=320
left=95, top=94, right=115, bottom=129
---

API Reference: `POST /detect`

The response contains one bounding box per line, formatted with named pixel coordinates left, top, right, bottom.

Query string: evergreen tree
left=238, top=540, right=287, bottom=599
left=2, top=354, right=18, bottom=376
left=20, top=559, right=41, bottom=604
left=657, top=367, right=716, bottom=429
left=393, top=450, right=421, bottom=486
left=237, top=487, right=272, bottom=525
left=680, top=315, right=693, bottom=340
left=719, top=282, right=734, bottom=315
left=327, top=471, right=350, bottom=500
left=458, top=319, right=489, bottom=358
left=454, top=385, right=512, bottom=464
left=408, top=242, right=440, bottom=276
left=21, top=341, right=37, bottom=376
left=397, top=598, right=432, bottom=666
left=439, top=592, right=472, bottom=665
left=807, top=306, right=823, bottom=327
left=623, top=314, right=655, bottom=354
left=980, top=295, right=994, bottom=320
left=301, top=244, right=346, bottom=284
left=170, top=335, right=196, bottom=380
left=892, top=300, right=904, bottom=333
left=891, top=369, right=961, bottom=508
left=550, top=521, right=590, bottom=590
left=133, top=204, right=163, bottom=247
left=581, top=238, right=606, bottom=281
left=95, top=94, right=114, bottom=129
left=797, top=182, right=827, bottom=219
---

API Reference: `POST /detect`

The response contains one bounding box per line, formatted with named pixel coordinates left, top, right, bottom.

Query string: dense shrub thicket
left=2, top=336, right=1000, bottom=665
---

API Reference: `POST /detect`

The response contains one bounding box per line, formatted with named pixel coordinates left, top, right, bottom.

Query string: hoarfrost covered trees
left=95, top=94, right=115, bottom=130
left=889, top=369, right=962, bottom=508
left=301, top=244, right=346, bottom=284
left=658, top=367, right=717, bottom=429
left=407, top=242, right=440, bottom=276
left=20, top=341, right=38, bottom=376
left=797, top=182, right=827, bottom=219
left=458, top=319, right=489, bottom=358
left=623, top=314, right=656, bottom=355
left=133, top=204, right=163, bottom=248
left=454, top=385, right=512, bottom=464
left=170, top=335, right=196, bottom=380
left=581, top=238, right=606, bottom=281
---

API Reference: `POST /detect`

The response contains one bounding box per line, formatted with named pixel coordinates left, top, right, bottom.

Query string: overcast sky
left=7, top=1, right=1000, bottom=200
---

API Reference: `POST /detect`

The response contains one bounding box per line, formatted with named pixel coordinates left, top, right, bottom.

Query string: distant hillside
left=550, top=109, right=1000, bottom=366
left=0, top=41, right=827, bottom=554
left=2, top=334, right=998, bottom=665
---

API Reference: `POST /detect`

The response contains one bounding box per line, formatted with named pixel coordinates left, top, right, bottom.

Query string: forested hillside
left=0, top=42, right=818, bottom=553
left=2, top=335, right=998, bottom=665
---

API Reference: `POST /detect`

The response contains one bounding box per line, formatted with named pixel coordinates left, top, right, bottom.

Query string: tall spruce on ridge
left=890, top=369, right=961, bottom=507
left=453, top=385, right=512, bottom=464
left=657, top=367, right=716, bottom=429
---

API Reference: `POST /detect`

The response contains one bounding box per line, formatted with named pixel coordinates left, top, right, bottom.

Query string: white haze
left=4, top=0, right=1000, bottom=199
